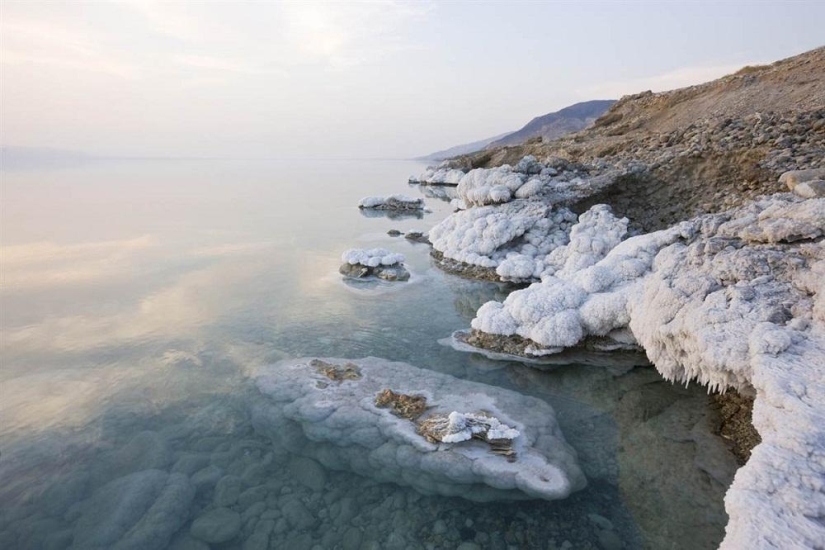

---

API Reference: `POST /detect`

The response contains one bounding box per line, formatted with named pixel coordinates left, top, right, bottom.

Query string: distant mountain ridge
left=485, top=100, right=616, bottom=149
left=419, top=99, right=615, bottom=161
left=419, top=132, right=514, bottom=161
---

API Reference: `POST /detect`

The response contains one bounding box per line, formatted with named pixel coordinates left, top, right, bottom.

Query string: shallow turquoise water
left=0, top=159, right=729, bottom=549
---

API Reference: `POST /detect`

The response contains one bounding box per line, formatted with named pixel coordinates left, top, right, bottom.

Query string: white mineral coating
left=429, top=200, right=576, bottom=270
left=457, top=166, right=527, bottom=207
left=250, top=357, right=586, bottom=502
left=474, top=220, right=690, bottom=346
left=793, top=179, right=825, bottom=199
left=410, top=167, right=465, bottom=185
left=358, top=195, right=424, bottom=210
left=778, top=167, right=825, bottom=191
left=70, top=470, right=195, bottom=550
left=515, top=155, right=544, bottom=175
left=438, top=411, right=520, bottom=443
left=514, top=177, right=545, bottom=199
left=467, top=194, right=825, bottom=548
left=496, top=204, right=629, bottom=283
left=341, top=248, right=405, bottom=267
left=453, top=157, right=593, bottom=207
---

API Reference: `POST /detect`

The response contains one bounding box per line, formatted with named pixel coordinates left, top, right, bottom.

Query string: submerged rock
left=190, top=507, right=241, bottom=544
left=374, top=265, right=410, bottom=281
left=70, top=469, right=195, bottom=550
left=250, top=357, right=586, bottom=501
left=92, top=430, right=172, bottom=486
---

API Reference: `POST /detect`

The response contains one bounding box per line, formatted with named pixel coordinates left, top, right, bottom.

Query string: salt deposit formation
left=427, top=156, right=621, bottom=281
left=251, top=357, right=586, bottom=502
left=358, top=195, right=424, bottom=211
left=408, top=164, right=465, bottom=185
left=339, top=248, right=410, bottom=281
left=430, top=154, right=825, bottom=548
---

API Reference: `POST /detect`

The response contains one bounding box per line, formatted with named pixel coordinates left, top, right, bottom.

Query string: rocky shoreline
left=415, top=47, right=825, bottom=549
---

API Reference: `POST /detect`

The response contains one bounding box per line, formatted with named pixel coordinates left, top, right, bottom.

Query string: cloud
left=0, top=234, right=284, bottom=355
left=0, top=18, right=140, bottom=79
left=117, top=0, right=220, bottom=43
left=1, top=236, right=156, bottom=289
left=579, top=61, right=765, bottom=98
left=2, top=263, right=241, bottom=353
left=279, top=0, right=432, bottom=69
left=173, top=54, right=285, bottom=77
left=0, top=236, right=279, bottom=291
left=119, top=0, right=431, bottom=73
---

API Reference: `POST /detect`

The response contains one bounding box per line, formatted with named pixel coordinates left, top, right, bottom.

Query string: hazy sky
left=1, top=1, right=823, bottom=159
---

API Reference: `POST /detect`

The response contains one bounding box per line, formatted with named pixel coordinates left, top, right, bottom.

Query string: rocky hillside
left=449, top=46, right=825, bottom=232
left=485, top=100, right=616, bottom=149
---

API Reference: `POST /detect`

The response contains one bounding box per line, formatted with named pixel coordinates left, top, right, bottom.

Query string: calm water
left=0, top=159, right=731, bottom=550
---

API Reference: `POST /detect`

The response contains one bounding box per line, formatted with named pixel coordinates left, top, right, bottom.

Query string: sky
left=1, top=0, right=824, bottom=159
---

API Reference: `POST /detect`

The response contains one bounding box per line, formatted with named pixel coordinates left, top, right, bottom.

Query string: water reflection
left=417, top=184, right=459, bottom=202
left=359, top=208, right=425, bottom=220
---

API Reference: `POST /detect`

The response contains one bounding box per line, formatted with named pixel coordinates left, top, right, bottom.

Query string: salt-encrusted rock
left=409, top=166, right=465, bottom=185
left=345, top=247, right=386, bottom=270
left=339, top=248, right=410, bottom=281
left=515, top=155, right=544, bottom=175
left=250, top=357, right=586, bottom=501
left=428, top=200, right=577, bottom=271
left=70, top=470, right=195, bottom=550
left=457, top=166, right=528, bottom=207
left=358, top=195, right=424, bottom=211
left=465, top=194, right=825, bottom=548
left=793, top=179, right=825, bottom=198
left=779, top=168, right=825, bottom=191
left=496, top=204, right=629, bottom=283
